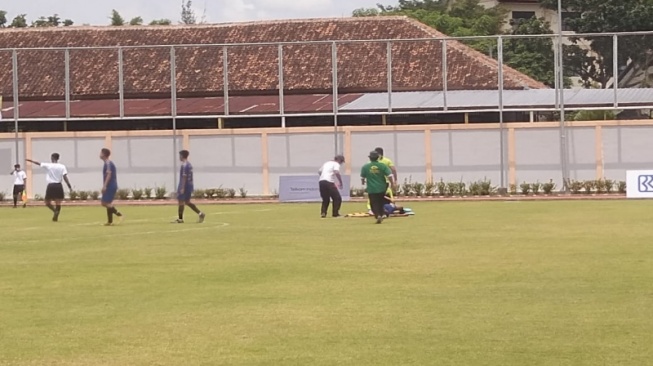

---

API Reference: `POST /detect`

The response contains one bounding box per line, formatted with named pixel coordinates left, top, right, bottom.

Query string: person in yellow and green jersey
left=361, top=151, right=395, bottom=224
left=367, top=147, right=398, bottom=214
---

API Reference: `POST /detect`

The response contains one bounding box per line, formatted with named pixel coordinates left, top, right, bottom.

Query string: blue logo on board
left=637, top=175, right=653, bottom=192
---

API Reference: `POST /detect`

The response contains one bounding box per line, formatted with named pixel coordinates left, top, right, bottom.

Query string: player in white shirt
left=27, top=153, right=72, bottom=222
left=9, top=164, right=27, bottom=208
left=318, top=155, right=345, bottom=218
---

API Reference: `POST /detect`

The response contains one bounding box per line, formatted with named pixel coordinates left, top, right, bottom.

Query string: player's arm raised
left=26, top=159, right=41, bottom=166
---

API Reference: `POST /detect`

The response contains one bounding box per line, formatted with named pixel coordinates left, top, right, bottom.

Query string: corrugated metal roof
left=341, top=88, right=653, bottom=111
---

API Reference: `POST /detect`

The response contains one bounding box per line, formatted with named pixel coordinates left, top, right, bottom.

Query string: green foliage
left=149, top=19, right=172, bottom=25
left=192, top=189, right=206, bottom=199
left=239, top=187, right=248, bottom=198
left=0, top=191, right=6, bottom=201
left=91, top=191, right=100, bottom=200
left=604, top=179, right=615, bottom=193
left=569, top=180, right=583, bottom=195
left=181, top=0, right=196, bottom=24
left=79, top=191, right=90, bottom=200
left=131, top=189, right=144, bottom=200
left=617, top=181, right=627, bottom=194
left=352, top=8, right=382, bottom=17
left=354, top=0, right=507, bottom=56
left=594, top=179, right=606, bottom=194
left=129, top=16, right=143, bottom=26
left=572, top=110, right=617, bottom=121
left=540, top=0, right=653, bottom=88
left=10, top=14, right=28, bottom=28
left=110, top=9, right=125, bottom=26
left=504, top=18, right=556, bottom=87
left=412, top=182, right=425, bottom=196
left=0, top=10, right=7, bottom=27
left=401, top=178, right=414, bottom=197
left=154, top=186, right=167, bottom=200
left=542, top=180, right=556, bottom=195
left=227, top=188, right=237, bottom=199
left=509, top=184, right=517, bottom=195
left=144, top=187, right=153, bottom=199
left=583, top=180, right=595, bottom=194
left=437, top=179, right=447, bottom=196
left=69, top=190, right=80, bottom=200
left=520, top=182, right=531, bottom=195
left=531, top=182, right=542, bottom=195
left=117, top=189, right=130, bottom=200
left=424, top=179, right=436, bottom=196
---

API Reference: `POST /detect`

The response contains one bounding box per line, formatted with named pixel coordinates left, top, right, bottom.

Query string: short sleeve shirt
left=319, top=161, right=341, bottom=183
left=41, top=163, right=68, bottom=184
left=360, top=162, right=392, bottom=194
left=12, top=170, right=27, bottom=185
left=178, top=162, right=194, bottom=190
left=103, top=161, right=118, bottom=189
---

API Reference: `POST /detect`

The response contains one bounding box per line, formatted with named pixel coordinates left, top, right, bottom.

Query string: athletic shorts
left=45, top=183, right=65, bottom=201
left=177, top=187, right=193, bottom=202
left=383, top=204, right=395, bottom=216
left=102, top=187, right=117, bottom=203
left=13, top=184, right=25, bottom=195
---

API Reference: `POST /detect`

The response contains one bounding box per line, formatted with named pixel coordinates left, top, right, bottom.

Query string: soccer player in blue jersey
left=173, top=150, right=205, bottom=224
left=100, top=148, right=123, bottom=226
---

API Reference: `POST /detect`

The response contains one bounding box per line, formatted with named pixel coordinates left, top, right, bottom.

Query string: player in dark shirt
left=173, top=150, right=205, bottom=223
left=100, top=148, right=123, bottom=226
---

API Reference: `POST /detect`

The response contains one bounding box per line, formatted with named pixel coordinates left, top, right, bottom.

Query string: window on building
left=561, top=12, right=580, bottom=32
left=510, top=11, right=536, bottom=25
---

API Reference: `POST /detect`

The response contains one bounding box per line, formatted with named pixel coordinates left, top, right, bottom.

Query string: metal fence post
left=64, top=49, right=71, bottom=124
left=557, top=0, right=569, bottom=191
left=332, top=41, right=339, bottom=154
left=170, top=46, right=178, bottom=189
left=613, top=34, right=619, bottom=107
left=278, top=44, right=285, bottom=128
left=118, top=48, right=124, bottom=119
left=223, top=47, right=230, bottom=116
left=387, top=41, right=393, bottom=113
left=11, top=50, right=19, bottom=164
left=442, top=40, right=448, bottom=111
left=497, top=36, right=506, bottom=190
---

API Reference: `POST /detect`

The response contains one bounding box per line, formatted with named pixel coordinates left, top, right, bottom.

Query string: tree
left=539, top=0, right=653, bottom=88
left=63, top=19, right=73, bottom=26
left=149, top=19, right=172, bottom=26
left=129, top=16, right=143, bottom=26
left=181, top=0, right=196, bottom=24
left=353, top=0, right=507, bottom=56
left=10, top=14, right=28, bottom=28
left=504, top=18, right=557, bottom=87
left=110, top=9, right=125, bottom=26
left=352, top=8, right=381, bottom=17
left=32, top=14, right=61, bottom=27
left=0, top=10, right=7, bottom=27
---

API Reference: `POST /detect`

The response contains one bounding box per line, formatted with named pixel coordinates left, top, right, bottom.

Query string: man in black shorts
left=27, top=153, right=72, bottom=222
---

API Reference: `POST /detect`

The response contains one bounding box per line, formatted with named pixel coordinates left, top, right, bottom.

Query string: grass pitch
left=0, top=200, right=652, bottom=365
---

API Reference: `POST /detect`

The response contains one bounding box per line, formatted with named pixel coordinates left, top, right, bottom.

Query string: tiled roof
left=0, top=17, right=546, bottom=101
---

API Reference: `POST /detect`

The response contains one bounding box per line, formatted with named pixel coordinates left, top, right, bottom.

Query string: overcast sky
left=2, top=0, right=385, bottom=25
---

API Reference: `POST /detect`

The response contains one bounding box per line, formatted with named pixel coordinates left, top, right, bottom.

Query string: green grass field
left=1, top=200, right=652, bottom=365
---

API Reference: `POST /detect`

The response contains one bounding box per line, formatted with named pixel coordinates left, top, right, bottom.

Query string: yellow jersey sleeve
left=380, top=157, right=394, bottom=168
